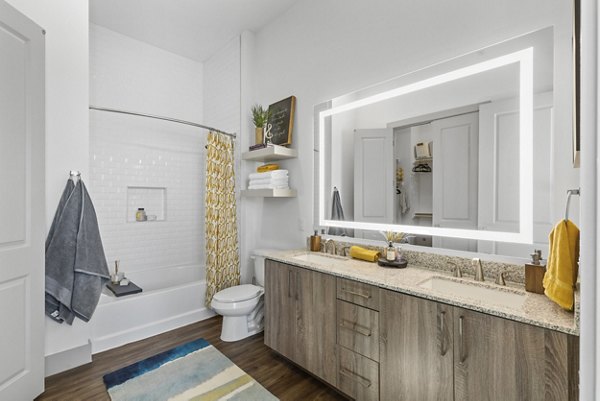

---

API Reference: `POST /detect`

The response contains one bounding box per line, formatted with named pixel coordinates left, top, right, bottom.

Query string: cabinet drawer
left=337, top=300, right=379, bottom=361
left=337, top=278, right=380, bottom=310
left=338, top=346, right=379, bottom=401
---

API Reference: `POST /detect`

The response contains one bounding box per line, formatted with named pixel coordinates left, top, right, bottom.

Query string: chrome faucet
left=495, top=271, right=507, bottom=286
left=472, top=258, right=485, bottom=282
left=448, top=261, right=462, bottom=278
left=324, top=239, right=336, bottom=255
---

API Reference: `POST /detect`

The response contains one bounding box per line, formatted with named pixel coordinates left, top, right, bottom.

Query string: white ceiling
left=89, top=0, right=299, bottom=62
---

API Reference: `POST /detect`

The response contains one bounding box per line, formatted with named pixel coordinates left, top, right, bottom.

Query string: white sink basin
left=418, top=276, right=526, bottom=310
left=292, top=253, right=348, bottom=264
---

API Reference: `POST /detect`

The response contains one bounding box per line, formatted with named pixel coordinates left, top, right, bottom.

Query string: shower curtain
left=205, top=131, right=240, bottom=307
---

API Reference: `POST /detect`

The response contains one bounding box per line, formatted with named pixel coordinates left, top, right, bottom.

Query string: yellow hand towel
left=543, top=219, right=580, bottom=310
left=257, top=163, right=280, bottom=173
left=349, top=246, right=379, bottom=262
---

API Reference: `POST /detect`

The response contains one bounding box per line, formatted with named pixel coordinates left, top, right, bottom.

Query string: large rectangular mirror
left=315, top=25, right=578, bottom=258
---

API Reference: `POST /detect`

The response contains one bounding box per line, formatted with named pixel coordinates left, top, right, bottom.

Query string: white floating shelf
left=242, top=145, right=297, bottom=162
left=241, top=188, right=297, bottom=198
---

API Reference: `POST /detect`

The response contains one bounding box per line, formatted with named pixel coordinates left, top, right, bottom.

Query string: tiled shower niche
left=127, top=186, right=166, bottom=222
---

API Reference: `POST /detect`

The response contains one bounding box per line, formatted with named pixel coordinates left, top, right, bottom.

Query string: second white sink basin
left=292, top=252, right=348, bottom=264
left=418, top=276, right=526, bottom=310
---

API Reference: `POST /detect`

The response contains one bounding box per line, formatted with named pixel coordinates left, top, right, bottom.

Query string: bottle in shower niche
left=136, top=208, right=147, bottom=222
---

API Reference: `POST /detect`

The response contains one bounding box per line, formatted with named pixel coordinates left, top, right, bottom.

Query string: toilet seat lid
left=213, top=284, right=262, bottom=302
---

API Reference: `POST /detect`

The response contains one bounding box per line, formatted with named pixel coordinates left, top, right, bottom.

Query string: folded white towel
left=248, top=183, right=290, bottom=190
left=248, top=170, right=288, bottom=180
left=248, top=177, right=289, bottom=186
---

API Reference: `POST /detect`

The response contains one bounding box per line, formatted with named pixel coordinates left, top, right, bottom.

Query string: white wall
left=5, top=0, right=90, bottom=375
left=5, top=0, right=90, bottom=230
left=203, top=36, right=248, bottom=281
left=89, top=24, right=205, bottom=279
left=249, top=0, right=576, bottom=252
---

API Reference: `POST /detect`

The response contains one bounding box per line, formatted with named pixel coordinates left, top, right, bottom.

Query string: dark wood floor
left=36, top=316, right=348, bottom=401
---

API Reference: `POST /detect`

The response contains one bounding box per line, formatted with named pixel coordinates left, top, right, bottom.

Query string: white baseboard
left=91, top=307, right=216, bottom=354
left=45, top=341, right=92, bottom=377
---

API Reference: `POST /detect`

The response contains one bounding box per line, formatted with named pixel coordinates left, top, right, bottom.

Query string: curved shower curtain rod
left=89, top=106, right=236, bottom=138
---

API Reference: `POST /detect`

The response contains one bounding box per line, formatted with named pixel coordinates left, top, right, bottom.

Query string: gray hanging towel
left=45, top=179, right=110, bottom=324
left=328, top=187, right=349, bottom=236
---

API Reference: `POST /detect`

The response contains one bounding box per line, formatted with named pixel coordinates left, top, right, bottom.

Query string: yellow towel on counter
left=257, top=163, right=280, bottom=173
left=543, top=219, right=580, bottom=310
left=349, top=246, right=379, bottom=262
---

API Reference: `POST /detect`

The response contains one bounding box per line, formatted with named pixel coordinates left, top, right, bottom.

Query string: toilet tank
left=252, top=251, right=269, bottom=286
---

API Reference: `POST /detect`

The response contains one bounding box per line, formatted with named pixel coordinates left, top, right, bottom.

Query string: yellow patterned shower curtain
left=205, top=131, right=240, bottom=306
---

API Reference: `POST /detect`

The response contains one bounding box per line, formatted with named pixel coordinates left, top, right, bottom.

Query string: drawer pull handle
left=340, top=368, right=372, bottom=388
left=459, top=315, right=467, bottom=364
left=439, top=310, right=447, bottom=356
left=339, top=320, right=372, bottom=337
left=341, top=288, right=371, bottom=299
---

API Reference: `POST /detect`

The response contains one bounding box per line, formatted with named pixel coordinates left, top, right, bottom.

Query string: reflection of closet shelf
left=241, top=188, right=297, bottom=198
left=242, top=145, right=297, bottom=162
left=413, top=157, right=433, bottom=165
left=413, top=212, right=433, bottom=219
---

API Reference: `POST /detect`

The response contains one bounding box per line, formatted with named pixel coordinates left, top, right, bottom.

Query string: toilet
left=211, top=252, right=267, bottom=342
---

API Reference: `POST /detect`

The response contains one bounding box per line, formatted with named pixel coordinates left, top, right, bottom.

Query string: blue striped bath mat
left=103, top=338, right=278, bottom=400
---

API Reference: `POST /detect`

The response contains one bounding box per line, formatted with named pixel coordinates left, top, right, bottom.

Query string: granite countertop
left=258, top=249, right=579, bottom=336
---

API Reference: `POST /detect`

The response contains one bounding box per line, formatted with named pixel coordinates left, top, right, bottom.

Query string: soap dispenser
left=309, top=231, right=321, bottom=252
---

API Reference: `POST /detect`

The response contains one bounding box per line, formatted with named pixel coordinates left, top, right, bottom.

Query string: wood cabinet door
left=453, top=307, right=575, bottom=401
left=295, top=267, right=338, bottom=386
left=264, top=260, right=296, bottom=360
left=379, top=290, right=454, bottom=401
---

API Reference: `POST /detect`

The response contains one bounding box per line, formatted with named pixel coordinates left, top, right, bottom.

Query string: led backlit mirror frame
left=318, top=47, right=534, bottom=243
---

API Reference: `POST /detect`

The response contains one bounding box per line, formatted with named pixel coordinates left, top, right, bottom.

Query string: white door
left=477, top=92, right=553, bottom=256
left=432, top=113, right=479, bottom=251
left=354, top=129, right=394, bottom=240
left=0, top=1, right=45, bottom=399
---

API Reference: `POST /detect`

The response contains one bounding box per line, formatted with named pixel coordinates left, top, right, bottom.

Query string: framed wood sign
left=267, top=96, right=296, bottom=146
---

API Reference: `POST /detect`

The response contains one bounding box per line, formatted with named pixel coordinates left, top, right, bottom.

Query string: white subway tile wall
left=90, top=24, right=205, bottom=277
left=90, top=113, right=205, bottom=275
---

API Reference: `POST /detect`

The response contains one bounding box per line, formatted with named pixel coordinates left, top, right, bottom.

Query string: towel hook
left=565, top=188, right=580, bottom=221
left=69, top=170, right=81, bottom=183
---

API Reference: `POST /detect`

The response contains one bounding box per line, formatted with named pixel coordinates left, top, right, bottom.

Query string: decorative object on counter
left=45, top=175, right=110, bottom=324
left=267, top=95, right=296, bottom=146
left=349, top=246, right=379, bottom=262
left=386, top=241, right=396, bottom=261
left=251, top=104, right=272, bottom=145
left=328, top=187, right=350, bottom=236
left=377, top=257, right=408, bottom=268
left=257, top=163, right=280, bottom=173
left=103, top=338, right=277, bottom=401
left=381, top=230, right=406, bottom=243
left=135, top=207, right=147, bottom=222
left=543, top=219, right=580, bottom=311
left=248, top=169, right=289, bottom=190
left=309, top=231, right=321, bottom=252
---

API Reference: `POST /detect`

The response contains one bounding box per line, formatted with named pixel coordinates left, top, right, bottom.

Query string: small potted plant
left=251, top=104, right=272, bottom=145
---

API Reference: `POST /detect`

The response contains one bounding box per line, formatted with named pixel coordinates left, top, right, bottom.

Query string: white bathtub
left=91, top=264, right=215, bottom=354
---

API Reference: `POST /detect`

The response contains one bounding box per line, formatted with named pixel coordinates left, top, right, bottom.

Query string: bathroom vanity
left=263, top=250, right=579, bottom=401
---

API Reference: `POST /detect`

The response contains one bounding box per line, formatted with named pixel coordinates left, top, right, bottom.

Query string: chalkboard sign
left=267, top=96, right=296, bottom=146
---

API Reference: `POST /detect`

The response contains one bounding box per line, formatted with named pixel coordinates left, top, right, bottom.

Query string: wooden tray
left=377, top=258, right=408, bottom=268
